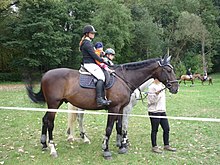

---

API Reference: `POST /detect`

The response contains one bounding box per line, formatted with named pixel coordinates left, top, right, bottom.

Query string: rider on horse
left=79, top=25, right=111, bottom=106
left=94, top=42, right=114, bottom=73
left=203, top=71, right=208, bottom=80
left=186, top=68, right=193, bottom=79
left=104, top=48, right=115, bottom=66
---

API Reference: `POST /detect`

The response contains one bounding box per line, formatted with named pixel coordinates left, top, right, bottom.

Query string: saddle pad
left=79, top=74, right=115, bottom=89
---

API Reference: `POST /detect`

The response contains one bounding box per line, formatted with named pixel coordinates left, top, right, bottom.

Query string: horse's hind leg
left=41, top=110, right=58, bottom=157
left=47, top=112, right=58, bottom=157
left=41, top=112, right=49, bottom=150
left=77, top=109, right=90, bottom=143
left=116, top=104, right=131, bottom=148
left=67, top=103, right=77, bottom=142
left=117, top=114, right=128, bottom=154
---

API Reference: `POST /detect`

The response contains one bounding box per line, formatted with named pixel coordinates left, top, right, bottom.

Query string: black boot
left=96, top=80, right=111, bottom=106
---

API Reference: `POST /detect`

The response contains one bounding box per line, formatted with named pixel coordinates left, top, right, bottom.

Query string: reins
left=136, top=79, right=178, bottom=104
left=112, top=65, right=138, bottom=93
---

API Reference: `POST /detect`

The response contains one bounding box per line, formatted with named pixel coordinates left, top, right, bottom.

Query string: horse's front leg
left=47, top=112, right=58, bottom=157
left=190, top=80, right=194, bottom=87
left=102, top=114, right=116, bottom=160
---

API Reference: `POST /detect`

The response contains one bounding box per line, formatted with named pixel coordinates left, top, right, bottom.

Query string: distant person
left=186, top=68, right=192, bottom=79
left=203, top=71, right=208, bottom=80
left=147, top=78, right=176, bottom=153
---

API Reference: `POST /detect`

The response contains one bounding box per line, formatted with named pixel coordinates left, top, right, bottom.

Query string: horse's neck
left=138, top=78, right=154, bottom=92
left=125, top=63, right=158, bottom=91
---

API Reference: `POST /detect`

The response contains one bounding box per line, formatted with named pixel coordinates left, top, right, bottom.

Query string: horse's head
left=156, top=55, right=179, bottom=94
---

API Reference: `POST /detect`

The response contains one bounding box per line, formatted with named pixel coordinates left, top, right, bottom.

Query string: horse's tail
left=25, top=83, right=45, bottom=103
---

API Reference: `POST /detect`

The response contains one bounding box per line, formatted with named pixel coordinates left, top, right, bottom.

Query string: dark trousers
left=148, top=112, right=170, bottom=147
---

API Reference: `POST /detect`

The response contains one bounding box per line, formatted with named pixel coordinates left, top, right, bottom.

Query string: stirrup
left=97, top=98, right=111, bottom=106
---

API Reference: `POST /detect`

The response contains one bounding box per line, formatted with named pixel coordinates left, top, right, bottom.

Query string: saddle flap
left=79, top=73, right=115, bottom=89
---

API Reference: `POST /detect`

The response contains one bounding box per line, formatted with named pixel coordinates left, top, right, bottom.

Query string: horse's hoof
left=103, top=151, right=112, bottom=160
left=67, top=128, right=70, bottom=135
left=104, top=156, right=112, bottom=160
left=118, top=147, right=128, bottom=154
left=50, top=151, right=58, bottom=158
left=67, top=136, right=74, bottom=142
left=42, top=147, right=48, bottom=151
left=42, top=144, right=48, bottom=151
left=83, top=138, right=91, bottom=144
left=116, top=142, right=121, bottom=147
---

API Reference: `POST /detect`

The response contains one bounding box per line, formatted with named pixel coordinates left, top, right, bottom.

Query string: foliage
left=0, top=0, right=220, bottom=76
left=91, top=0, right=134, bottom=63
left=0, top=72, right=22, bottom=82
left=3, top=0, right=74, bottom=72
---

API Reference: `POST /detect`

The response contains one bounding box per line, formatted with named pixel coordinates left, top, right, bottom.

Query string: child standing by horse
left=147, top=78, right=176, bottom=153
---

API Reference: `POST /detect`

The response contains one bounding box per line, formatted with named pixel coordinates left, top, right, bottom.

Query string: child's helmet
left=105, top=48, right=115, bottom=55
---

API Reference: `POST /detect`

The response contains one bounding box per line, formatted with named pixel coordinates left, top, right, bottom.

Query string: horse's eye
left=165, top=66, right=172, bottom=72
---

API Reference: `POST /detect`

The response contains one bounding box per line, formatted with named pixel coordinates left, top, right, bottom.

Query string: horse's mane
left=120, top=58, right=160, bottom=70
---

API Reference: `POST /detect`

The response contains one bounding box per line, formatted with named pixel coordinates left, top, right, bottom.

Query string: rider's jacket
left=80, top=38, right=104, bottom=64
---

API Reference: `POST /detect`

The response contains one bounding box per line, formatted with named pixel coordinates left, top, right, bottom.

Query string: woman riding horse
left=79, top=25, right=111, bottom=106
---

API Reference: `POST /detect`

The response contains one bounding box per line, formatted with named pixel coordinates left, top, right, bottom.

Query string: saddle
left=79, top=66, right=115, bottom=89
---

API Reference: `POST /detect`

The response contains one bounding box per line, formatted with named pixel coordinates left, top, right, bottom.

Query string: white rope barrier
left=0, top=106, right=220, bottom=122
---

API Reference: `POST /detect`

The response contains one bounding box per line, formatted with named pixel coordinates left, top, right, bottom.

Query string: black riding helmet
left=83, top=25, right=97, bottom=34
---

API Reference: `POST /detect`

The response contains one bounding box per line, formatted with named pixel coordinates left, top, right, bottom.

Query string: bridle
left=165, top=80, right=179, bottom=89
left=159, top=62, right=178, bottom=90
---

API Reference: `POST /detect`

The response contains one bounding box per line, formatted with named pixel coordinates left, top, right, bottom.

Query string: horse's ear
left=161, top=54, right=169, bottom=65
left=159, top=57, right=164, bottom=66
left=167, top=56, right=171, bottom=63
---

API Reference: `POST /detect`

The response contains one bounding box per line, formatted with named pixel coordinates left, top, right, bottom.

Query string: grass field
left=0, top=74, right=220, bottom=165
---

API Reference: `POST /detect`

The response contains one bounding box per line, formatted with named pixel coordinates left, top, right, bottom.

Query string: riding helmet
left=95, top=42, right=103, bottom=49
left=83, top=25, right=97, bottom=34
left=105, top=48, right=115, bottom=55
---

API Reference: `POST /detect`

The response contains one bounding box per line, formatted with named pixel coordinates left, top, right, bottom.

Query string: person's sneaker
left=152, top=146, right=163, bottom=153
left=164, top=145, right=176, bottom=152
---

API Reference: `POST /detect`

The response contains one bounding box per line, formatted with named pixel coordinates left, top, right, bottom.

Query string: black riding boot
left=96, top=80, right=111, bottom=106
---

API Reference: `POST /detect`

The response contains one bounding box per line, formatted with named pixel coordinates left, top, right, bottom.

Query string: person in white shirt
left=147, top=78, right=176, bottom=153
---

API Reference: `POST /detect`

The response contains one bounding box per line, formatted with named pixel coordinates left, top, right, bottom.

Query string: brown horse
left=26, top=55, right=179, bottom=159
left=197, top=74, right=213, bottom=85
left=179, top=74, right=200, bottom=86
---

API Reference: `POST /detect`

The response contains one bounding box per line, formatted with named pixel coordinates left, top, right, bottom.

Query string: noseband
left=165, top=80, right=178, bottom=89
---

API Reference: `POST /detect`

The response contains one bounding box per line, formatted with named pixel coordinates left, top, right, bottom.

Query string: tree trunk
left=201, top=39, right=207, bottom=73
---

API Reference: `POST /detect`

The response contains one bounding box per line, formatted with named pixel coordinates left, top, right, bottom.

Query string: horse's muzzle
left=167, top=80, right=179, bottom=94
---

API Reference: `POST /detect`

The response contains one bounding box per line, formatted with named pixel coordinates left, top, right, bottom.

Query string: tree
left=4, top=0, right=74, bottom=72
left=129, top=3, right=164, bottom=60
left=0, top=0, right=19, bottom=71
left=91, top=0, right=134, bottom=63
left=175, top=11, right=212, bottom=73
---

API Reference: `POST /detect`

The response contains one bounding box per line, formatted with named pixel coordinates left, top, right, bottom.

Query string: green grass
left=0, top=74, right=220, bottom=165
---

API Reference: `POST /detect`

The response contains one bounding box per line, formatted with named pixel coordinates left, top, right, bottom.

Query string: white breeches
left=84, top=63, right=105, bottom=81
